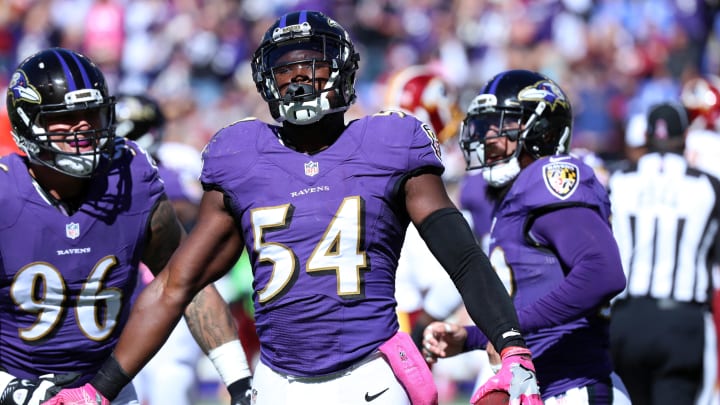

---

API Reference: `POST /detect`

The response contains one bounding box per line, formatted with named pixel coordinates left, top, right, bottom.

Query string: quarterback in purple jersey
left=44, top=11, right=542, bottom=405
left=0, top=48, right=250, bottom=405
left=423, top=70, right=630, bottom=404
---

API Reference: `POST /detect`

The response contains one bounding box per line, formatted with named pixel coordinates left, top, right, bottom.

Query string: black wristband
left=227, top=376, right=252, bottom=397
left=89, top=355, right=132, bottom=401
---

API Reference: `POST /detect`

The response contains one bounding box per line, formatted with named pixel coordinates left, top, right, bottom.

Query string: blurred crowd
left=1, top=0, right=719, bottom=159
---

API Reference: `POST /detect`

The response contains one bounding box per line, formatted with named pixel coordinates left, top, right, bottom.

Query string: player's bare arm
left=404, top=172, right=456, bottom=224
left=143, top=195, right=185, bottom=274
left=142, top=193, right=244, bottom=354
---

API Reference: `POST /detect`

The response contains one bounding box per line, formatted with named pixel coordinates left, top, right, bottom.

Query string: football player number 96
left=11, top=256, right=122, bottom=341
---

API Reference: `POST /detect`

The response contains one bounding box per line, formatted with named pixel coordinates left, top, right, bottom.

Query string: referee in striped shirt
left=608, top=102, right=720, bottom=405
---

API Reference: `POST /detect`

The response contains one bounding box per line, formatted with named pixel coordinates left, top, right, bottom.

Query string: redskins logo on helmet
left=680, top=75, right=720, bottom=131
left=384, top=65, right=462, bottom=143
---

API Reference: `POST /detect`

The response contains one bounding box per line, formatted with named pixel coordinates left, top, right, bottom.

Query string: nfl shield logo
left=304, top=161, right=319, bottom=177
left=66, top=222, right=80, bottom=239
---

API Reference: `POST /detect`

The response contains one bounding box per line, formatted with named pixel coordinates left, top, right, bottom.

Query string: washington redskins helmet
left=680, top=74, right=720, bottom=131
left=6, top=47, right=115, bottom=177
left=251, top=10, right=360, bottom=125
left=384, top=65, right=462, bottom=143
left=115, top=93, right=165, bottom=157
left=459, top=69, right=573, bottom=187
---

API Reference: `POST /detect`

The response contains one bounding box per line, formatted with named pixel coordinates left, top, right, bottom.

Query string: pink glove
left=470, top=347, right=542, bottom=405
left=41, top=383, right=110, bottom=405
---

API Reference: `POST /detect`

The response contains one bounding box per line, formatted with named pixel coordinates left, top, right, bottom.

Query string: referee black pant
left=610, top=297, right=706, bottom=405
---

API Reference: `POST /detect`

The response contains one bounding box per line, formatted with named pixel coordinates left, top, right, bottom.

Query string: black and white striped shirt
left=608, top=152, right=720, bottom=305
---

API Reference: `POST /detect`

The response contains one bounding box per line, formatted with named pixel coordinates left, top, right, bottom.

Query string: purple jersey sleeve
left=200, top=113, right=443, bottom=377
left=519, top=206, right=626, bottom=332
left=158, top=165, right=199, bottom=203
left=0, top=142, right=164, bottom=385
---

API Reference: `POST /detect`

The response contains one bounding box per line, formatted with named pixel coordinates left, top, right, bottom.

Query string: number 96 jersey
left=201, top=112, right=444, bottom=377
left=0, top=141, right=164, bottom=385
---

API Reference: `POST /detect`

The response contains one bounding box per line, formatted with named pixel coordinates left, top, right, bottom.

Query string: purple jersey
left=201, top=113, right=443, bottom=377
left=490, top=155, right=614, bottom=397
left=157, top=165, right=199, bottom=204
left=0, top=140, right=164, bottom=385
left=459, top=171, right=494, bottom=247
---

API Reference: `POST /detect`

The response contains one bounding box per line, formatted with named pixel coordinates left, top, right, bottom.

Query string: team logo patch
left=304, top=161, right=319, bottom=177
left=8, top=70, right=41, bottom=105
left=66, top=222, right=80, bottom=239
left=542, top=161, right=578, bottom=199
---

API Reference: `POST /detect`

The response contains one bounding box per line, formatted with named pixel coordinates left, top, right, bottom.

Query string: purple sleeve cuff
left=463, top=325, right=489, bottom=352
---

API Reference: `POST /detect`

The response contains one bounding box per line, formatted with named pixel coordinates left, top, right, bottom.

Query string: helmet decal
left=384, top=65, right=461, bottom=142
left=519, top=81, right=570, bottom=112
left=8, top=71, right=41, bottom=106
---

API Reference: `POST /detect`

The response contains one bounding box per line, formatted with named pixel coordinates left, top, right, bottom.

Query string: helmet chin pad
left=278, top=90, right=336, bottom=125
left=482, top=158, right=521, bottom=187
left=54, top=154, right=98, bottom=177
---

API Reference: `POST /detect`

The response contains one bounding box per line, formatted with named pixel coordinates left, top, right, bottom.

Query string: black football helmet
left=251, top=10, right=360, bottom=125
left=115, top=93, right=165, bottom=157
left=459, top=69, right=572, bottom=186
left=6, top=47, right=115, bottom=177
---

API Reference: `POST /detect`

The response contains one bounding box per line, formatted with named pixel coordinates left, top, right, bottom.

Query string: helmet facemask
left=459, top=71, right=573, bottom=187
left=460, top=99, right=527, bottom=187
left=16, top=89, right=116, bottom=178
left=7, top=48, right=117, bottom=178
left=272, top=50, right=339, bottom=125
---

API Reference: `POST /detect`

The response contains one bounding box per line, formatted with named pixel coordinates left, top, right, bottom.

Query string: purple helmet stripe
left=299, top=10, right=307, bottom=23
left=51, top=49, right=77, bottom=91
left=68, top=51, right=93, bottom=89
left=279, top=14, right=287, bottom=28
left=487, top=71, right=507, bottom=94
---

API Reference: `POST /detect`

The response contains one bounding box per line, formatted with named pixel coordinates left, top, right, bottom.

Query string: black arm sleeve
left=417, top=207, right=526, bottom=352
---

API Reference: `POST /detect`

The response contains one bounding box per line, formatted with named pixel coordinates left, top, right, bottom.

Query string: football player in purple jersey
left=0, top=48, right=252, bottom=405
left=422, top=69, right=631, bottom=404
left=44, top=11, right=541, bottom=405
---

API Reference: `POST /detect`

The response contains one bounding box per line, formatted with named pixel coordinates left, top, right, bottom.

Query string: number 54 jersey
left=201, top=113, right=444, bottom=377
left=0, top=142, right=164, bottom=385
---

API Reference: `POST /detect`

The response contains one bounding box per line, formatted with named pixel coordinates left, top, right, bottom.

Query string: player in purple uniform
left=0, top=48, right=252, bottom=405
left=422, top=69, right=631, bottom=404
left=44, top=12, right=541, bottom=405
